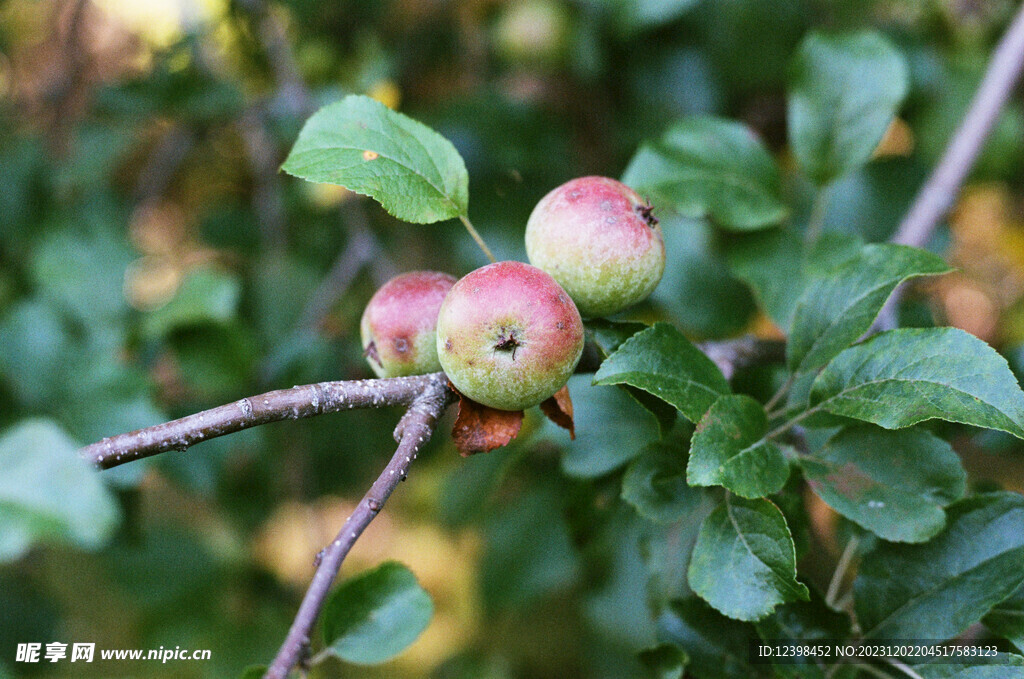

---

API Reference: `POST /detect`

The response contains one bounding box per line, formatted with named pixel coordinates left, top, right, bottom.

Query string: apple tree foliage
left=3, top=2, right=1024, bottom=678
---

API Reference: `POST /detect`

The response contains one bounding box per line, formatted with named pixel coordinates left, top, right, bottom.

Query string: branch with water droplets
left=80, top=335, right=783, bottom=469
left=262, top=376, right=454, bottom=679
left=79, top=373, right=448, bottom=469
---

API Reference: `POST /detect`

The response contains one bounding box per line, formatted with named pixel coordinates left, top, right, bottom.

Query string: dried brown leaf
left=540, top=385, right=575, bottom=439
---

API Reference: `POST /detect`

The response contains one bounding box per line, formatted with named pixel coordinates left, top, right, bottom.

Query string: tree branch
left=79, top=373, right=445, bottom=469
left=81, top=334, right=783, bottom=470
left=262, top=375, right=453, bottom=679
left=892, top=5, right=1024, bottom=250
left=877, top=5, right=1024, bottom=330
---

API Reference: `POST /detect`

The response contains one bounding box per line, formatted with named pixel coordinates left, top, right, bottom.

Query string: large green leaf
left=593, top=323, right=729, bottom=423
left=687, top=395, right=788, bottom=499
left=787, top=244, right=951, bottom=372
left=727, top=230, right=863, bottom=329
left=604, top=0, right=700, bottom=34
left=688, top=495, right=808, bottom=621
left=321, top=561, right=433, bottom=665
left=983, top=582, right=1024, bottom=653
left=480, top=486, right=580, bottom=612
left=282, top=95, right=469, bottom=223
left=800, top=426, right=966, bottom=543
left=916, top=655, right=1024, bottom=678
left=0, top=419, right=120, bottom=562
left=854, top=492, right=1024, bottom=640
left=622, top=442, right=702, bottom=524
left=622, top=116, right=786, bottom=231
left=810, top=328, right=1024, bottom=439
left=788, top=31, right=909, bottom=184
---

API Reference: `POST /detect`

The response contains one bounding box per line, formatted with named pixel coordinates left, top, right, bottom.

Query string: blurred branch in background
left=878, top=2, right=1024, bottom=330
left=298, top=202, right=397, bottom=331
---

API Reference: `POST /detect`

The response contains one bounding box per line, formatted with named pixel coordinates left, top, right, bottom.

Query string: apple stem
left=459, top=214, right=497, bottom=263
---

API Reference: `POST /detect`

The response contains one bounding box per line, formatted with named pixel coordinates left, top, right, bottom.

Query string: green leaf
left=30, top=228, right=133, bottom=328
left=800, top=426, right=966, bottom=543
left=283, top=95, right=469, bottom=223
left=622, top=117, right=786, bottom=231
left=551, top=375, right=660, bottom=478
left=480, top=486, right=579, bottom=612
left=605, top=0, right=700, bottom=34
left=141, top=267, right=241, bottom=340
left=638, top=644, right=687, bottom=679
left=656, top=597, right=755, bottom=679
left=593, top=323, right=729, bottom=423
left=726, top=230, right=863, bottom=330
left=810, top=328, right=1024, bottom=438
left=585, top=510, right=659, bottom=651
left=0, top=301, right=71, bottom=408
left=687, top=395, right=788, bottom=499
left=688, top=495, right=808, bottom=621
left=726, top=228, right=807, bottom=328
left=855, top=492, right=1024, bottom=640
left=788, top=30, right=909, bottom=184
left=787, top=244, right=952, bottom=372
left=321, top=561, right=433, bottom=665
left=651, top=215, right=756, bottom=338
left=622, top=442, right=702, bottom=523
left=0, top=419, right=120, bottom=561
left=916, top=655, right=1024, bottom=679
left=586, top=319, right=649, bottom=358
left=642, top=491, right=718, bottom=604
left=984, top=582, right=1024, bottom=653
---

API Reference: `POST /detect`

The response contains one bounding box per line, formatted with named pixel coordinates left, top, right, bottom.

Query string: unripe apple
left=360, top=271, right=456, bottom=377
left=525, top=176, right=666, bottom=318
left=436, top=261, right=584, bottom=411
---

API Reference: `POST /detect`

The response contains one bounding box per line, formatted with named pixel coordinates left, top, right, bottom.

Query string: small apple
left=360, top=271, right=456, bottom=377
left=436, top=261, right=584, bottom=411
left=525, top=176, right=666, bottom=317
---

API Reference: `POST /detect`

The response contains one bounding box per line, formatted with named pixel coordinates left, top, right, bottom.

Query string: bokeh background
left=2, top=0, right=1024, bottom=677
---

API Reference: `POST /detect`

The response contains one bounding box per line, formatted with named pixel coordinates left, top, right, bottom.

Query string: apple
left=525, top=176, right=666, bottom=317
left=436, top=261, right=584, bottom=410
left=360, top=271, right=456, bottom=377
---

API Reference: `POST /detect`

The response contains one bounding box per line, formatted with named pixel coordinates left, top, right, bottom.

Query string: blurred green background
left=2, top=0, right=1024, bottom=677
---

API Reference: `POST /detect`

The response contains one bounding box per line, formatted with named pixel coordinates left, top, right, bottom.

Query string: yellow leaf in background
left=369, top=79, right=402, bottom=110
left=872, top=117, right=915, bottom=158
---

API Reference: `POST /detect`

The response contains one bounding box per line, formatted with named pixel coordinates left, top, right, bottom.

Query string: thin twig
left=877, top=5, right=1024, bottom=330
left=804, top=184, right=831, bottom=245
left=262, top=375, right=453, bottom=679
left=132, top=125, right=197, bottom=204
left=237, top=0, right=310, bottom=116
left=297, top=205, right=377, bottom=330
left=79, top=373, right=445, bottom=469
left=458, top=214, right=496, bottom=263
left=240, top=109, right=288, bottom=251
left=893, top=6, right=1024, bottom=250
left=826, top=535, right=860, bottom=608
left=764, top=374, right=796, bottom=413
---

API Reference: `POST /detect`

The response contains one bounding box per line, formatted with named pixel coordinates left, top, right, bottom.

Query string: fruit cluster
left=360, top=176, right=666, bottom=411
